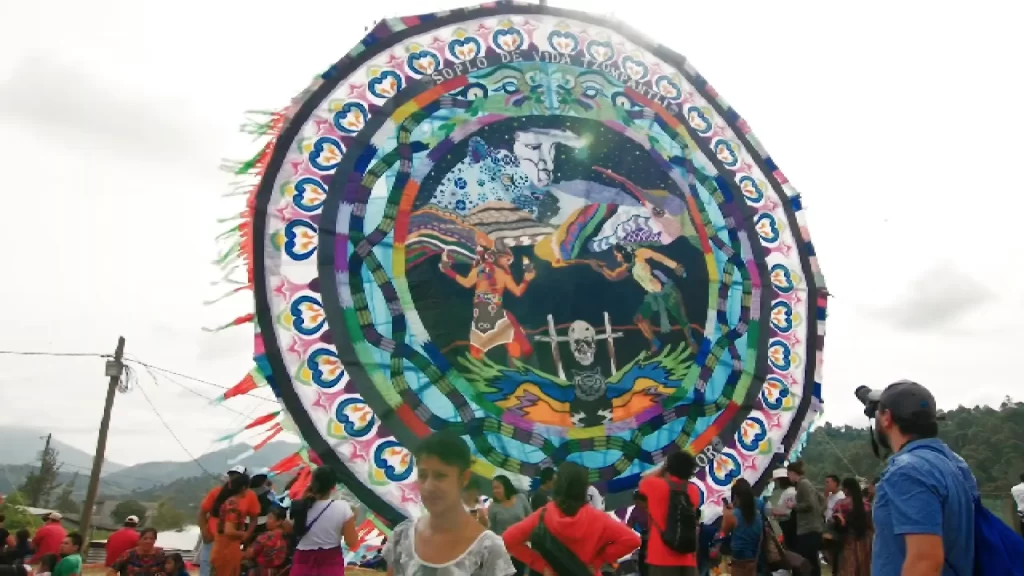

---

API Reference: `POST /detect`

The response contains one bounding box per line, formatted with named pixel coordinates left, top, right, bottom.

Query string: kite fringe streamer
left=228, top=448, right=255, bottom=465
left=204, top=87, right=318, bottom=465
left=253, top=423, right=284, bottom=451
left=245, top=410, right=282, bottom=430
left=202, top=313, right=254, bottom=332
left=203, top=284, right=253, bottom=306
left=212, top=371, right=262, bottom=403
left=270, top=453, right=304, bottom=475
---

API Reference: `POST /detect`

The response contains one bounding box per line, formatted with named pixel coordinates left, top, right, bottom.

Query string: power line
left=135, top=377, right=218, bottom=480
left=0, top=351, right=277, bottom=405
left=136, top=363, right=257, bottom=418
left=0, top=350, right=110, bottom=358
left=127, top=359, right=235, bottom=391
left=126, top=358, right=278, bottom=403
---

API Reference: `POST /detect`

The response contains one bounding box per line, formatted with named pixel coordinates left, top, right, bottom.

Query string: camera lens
left=855, top=386, right=882, bottom=418
left=854, top=386, right=872, bottom=404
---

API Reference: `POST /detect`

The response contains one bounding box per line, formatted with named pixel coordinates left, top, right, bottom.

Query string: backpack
left=529, top=507, right=593, bottom=576
left=656, top=478, right=698, bottom=554
left=972, top=499, right=1024, bottom=575
left=909, top=444, right=1024, bottom=576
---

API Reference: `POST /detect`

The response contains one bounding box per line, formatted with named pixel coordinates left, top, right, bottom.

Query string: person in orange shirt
left=197, top=466, right=260, bottom=576
left=210, top=474, right=251, bottom=576
left=638, top=452, right=702, bottom=576
left=31, top=513, right=67, bottom=564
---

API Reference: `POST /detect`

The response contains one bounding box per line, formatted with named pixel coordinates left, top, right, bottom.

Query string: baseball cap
left=771, top=468, right=788, bottom=480
left=47, top=512, right=62, bottom=521
left=125, top=515, right=139, bottom=524
left=250, top=467, right=270, bottom=478
left=879, top=380, right=937, bottom=423
left=228, top=465, right=247, bottom=475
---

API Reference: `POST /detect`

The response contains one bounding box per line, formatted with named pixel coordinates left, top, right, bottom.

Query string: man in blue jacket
left=871, top=380, right=979, bottom=576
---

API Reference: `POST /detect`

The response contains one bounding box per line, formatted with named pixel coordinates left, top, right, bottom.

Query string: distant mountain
left=0, top=426, right=126, bottom=475
left=0, top=464, right=138, bottom=499
left=0, top=426, right=300, bottom=497
left=101, top=441, right=300, bottom=492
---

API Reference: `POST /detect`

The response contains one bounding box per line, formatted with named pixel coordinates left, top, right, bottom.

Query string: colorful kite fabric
left=226, top=1, right=827, bottom=526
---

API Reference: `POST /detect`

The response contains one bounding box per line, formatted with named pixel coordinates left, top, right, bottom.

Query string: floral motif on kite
left=249, top=2, right=827, bottom=525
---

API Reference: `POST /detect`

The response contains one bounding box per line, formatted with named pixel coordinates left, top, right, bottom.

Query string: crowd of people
left=1, top=379, right=1020, bottom=576
left=0, top=512, right=189, bottom=576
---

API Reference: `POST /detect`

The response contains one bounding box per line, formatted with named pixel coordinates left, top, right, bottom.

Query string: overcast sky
left=0, top=0, right=1020, bottom=466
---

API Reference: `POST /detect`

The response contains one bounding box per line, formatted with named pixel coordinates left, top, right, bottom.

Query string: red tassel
left=232, top=313, right=255, bottom=326
left=222, top=374, right=258, bottom=402
left=244, top=411, right=281, bottom=431
left=269, top=453, right=303, bottom=475
left=289, top=467, right=312, bottom=499
left=253, top=424, right=283, bottom=451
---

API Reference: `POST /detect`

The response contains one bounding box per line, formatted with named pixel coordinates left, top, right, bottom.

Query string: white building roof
left=156, top=525, right=201, bottom=552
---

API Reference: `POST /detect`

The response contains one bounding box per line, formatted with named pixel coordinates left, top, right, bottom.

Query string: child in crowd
left=163, top=553, right=188, bottom=576
left=248, top=509, right=289, bottom=576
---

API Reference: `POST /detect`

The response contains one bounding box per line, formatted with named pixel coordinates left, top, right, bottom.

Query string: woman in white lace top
left=384, top=431, right=516, bottom=576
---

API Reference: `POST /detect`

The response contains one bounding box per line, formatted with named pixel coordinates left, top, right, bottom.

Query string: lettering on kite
left=427, top=49, right=680, bottom=114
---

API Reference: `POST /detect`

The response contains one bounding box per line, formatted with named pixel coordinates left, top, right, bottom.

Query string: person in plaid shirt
left=248, top=509, right=289, bottom=576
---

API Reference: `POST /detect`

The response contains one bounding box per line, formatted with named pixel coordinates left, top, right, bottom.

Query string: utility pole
left=79, top=336, right=125, bottom=540
left=29, top=434, right=52, bottom=506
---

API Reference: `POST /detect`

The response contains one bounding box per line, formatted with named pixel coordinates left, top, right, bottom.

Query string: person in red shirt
left=196, top=467, right=260, bottom=576
left=638, top=452, right=702, bottom=576
left=31, top=513, right=67, bottom=563
left=104, top=516, right=140, bottom=567
left=246, top=509, right=289, bottom=576
left=503, top=463, right=641, bottom=575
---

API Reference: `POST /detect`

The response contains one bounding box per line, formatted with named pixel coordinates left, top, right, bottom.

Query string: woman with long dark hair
left=718, top=479, right=762, bottom=576
left=383, top=431, right=515, bottom=575
left=830, top=478, right=872, bottom=576
left=107, top=528, right=166, bottom=576
left=209, top=473, right=250, bottom=576
left=290, top=466, right=357, bottom=576
left=503, top=463, right=641, bottom=575
left=6, top=530, right=31, bottom=566
left=488, top=476, right=531, bottom=534
left=488, top=475, right=532, bottom=575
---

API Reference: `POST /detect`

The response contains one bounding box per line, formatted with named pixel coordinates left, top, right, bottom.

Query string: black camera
left=855, top=385, right=883, bottom=418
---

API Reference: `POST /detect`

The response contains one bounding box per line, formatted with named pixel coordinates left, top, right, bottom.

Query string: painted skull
left=568, top=320, right=597, bottom=366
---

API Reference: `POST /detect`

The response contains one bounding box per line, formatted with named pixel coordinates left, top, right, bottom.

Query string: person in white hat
left=768, top=467, right=798, bottom=547
left=197, top=466, right=259, bottom=576
left=30, top=512, right=66, bottom=563
left=104, top=514, right=140, bottom=567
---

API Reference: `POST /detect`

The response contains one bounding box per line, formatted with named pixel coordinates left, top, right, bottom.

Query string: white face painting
left=512, top=129, right=586, bottom=187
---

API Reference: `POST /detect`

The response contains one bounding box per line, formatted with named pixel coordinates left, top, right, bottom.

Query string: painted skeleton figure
left=566, top=320, right=612, bottom=427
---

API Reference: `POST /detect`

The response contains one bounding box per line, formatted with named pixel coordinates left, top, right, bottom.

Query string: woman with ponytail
left=210, top=473, right=251, bottom=576
left=502, top=463, right=640, bottom=575
left=831, top=477, right=872, bottom=576
left=290, top=466, right=357, bottom=576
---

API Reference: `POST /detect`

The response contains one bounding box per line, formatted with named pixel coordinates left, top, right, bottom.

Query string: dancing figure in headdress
left=439, top=239, right=536, bottom=360
left=590, top=244, right=699, bottom=354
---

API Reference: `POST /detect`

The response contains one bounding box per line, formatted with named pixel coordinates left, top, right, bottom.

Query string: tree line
left=1, top=442, right=189, bottom=532
left=799, top=396, right=1024, bottom=495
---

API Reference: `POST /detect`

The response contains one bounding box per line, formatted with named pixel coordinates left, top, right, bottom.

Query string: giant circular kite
left=244, top=1, right=827, bottom=526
